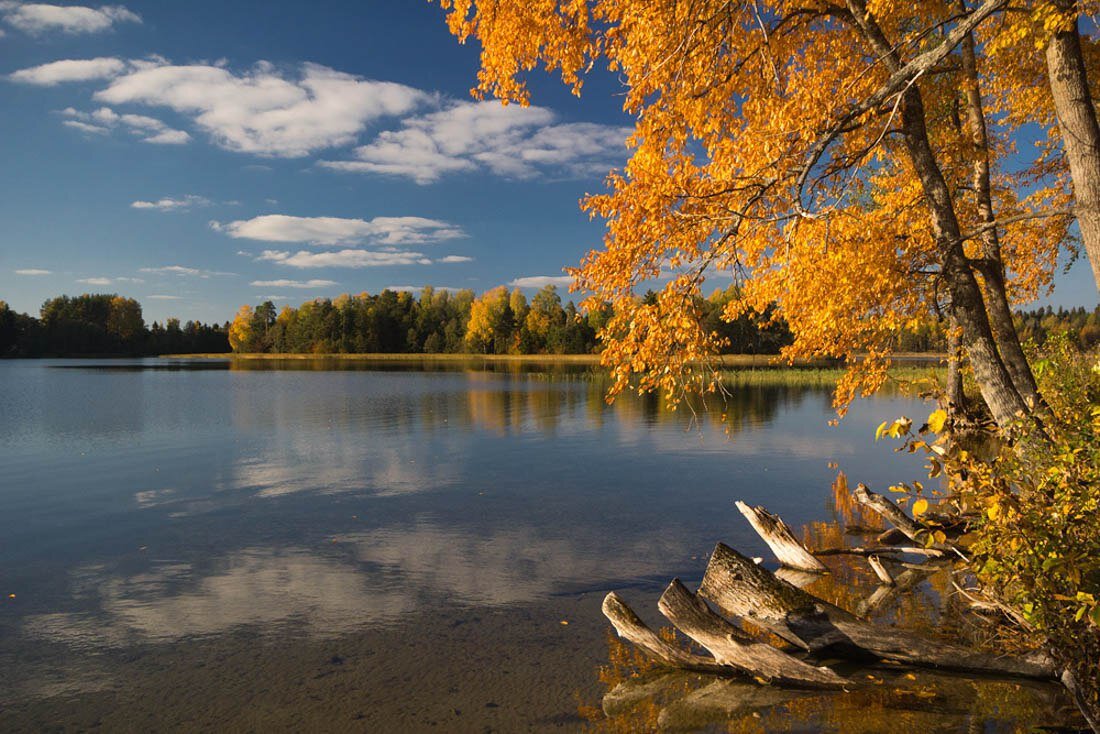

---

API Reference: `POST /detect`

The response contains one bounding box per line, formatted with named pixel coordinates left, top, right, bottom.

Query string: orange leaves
left=435, top=1, right=1081, bottom=411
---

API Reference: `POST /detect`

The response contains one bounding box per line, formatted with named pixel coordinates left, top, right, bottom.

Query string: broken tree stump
left=602, top=592, right=728, bottom=673
left=734, top=501, right=827, bottom=573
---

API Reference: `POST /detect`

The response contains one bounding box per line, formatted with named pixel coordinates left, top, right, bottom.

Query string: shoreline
left=158, top=352, right=946, bottom=366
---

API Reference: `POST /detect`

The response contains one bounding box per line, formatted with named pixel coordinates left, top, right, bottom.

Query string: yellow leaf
left=927, top=409, right=947, bottom=433
left=912, top=499, right=929, bottom=517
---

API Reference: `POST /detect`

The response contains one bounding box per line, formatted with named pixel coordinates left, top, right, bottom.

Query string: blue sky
left=0, top=1, right=1096, bottom=324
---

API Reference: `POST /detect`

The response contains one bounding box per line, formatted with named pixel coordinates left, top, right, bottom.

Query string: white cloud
left=213, top=214, right=465, bottom=246
left=437, top=255, right=473, bottom=263
left=141, top=128, right=190, bottom=145
left=147, top=294, right=181, bottom=300
left=385, top=285, right=462, bottom=293
left=508, top=275, right=573, bottom=288
left=139, top=265, right=234, bottom=277
left=77, top=276, right=112, bottom=285
left=9, top=57, right=127, bottom=85
left=257, top=249, right=430, bottom=269
left=0, top=3, right=140, bottom=35
left=114, top=276, right=143, bottom=283
left=249, top=279, right=337, bottom=288
left=60, top=105, right=188, bottom=145
left=15, top=268, right=51, bottom=275
left=93, top=61, right=428, bottom=157
left=61, top=118, right=109, bottom=134
left=321, top=100, right=631, bottom=184
left=130, top=195, right=211, bottom=211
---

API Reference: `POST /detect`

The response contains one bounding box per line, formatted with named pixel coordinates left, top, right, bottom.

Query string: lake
left=0, top=359, right=1082, bottom=732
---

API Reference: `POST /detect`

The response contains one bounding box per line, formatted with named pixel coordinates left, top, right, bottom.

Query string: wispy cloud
left=15, top=268, right=52, bottom=276
left=321, top=100, right=631, bottom=184
left=509, top=275, right=573, bottom=288
left=0, top=3, right=140, bottom=35
left=249, top=279, right=337, bottom=288
left=213, top=214, right=465, bottom=246
left=385, top=285, right=463, bottom=293
left=437, top=255, right=473, bottom=263
left=77, top=276, right=113, bottom=285
left=10, top=57, right=128, bottom=85
left=59, top=106, right=189, bottom=145
left=131, top=195, right=211, bottom=211
left=147, top=294, right=181, bottom=300
left=91, top=60, right=428, bottom=157
left=139, top=265, right=235, bottom=277
left=257, top=249, right=431, bottom=269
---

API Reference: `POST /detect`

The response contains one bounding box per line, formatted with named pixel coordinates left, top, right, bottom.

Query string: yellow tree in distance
left=434, top=0, right=1100, bottom=425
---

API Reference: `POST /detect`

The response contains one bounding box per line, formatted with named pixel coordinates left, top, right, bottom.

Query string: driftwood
left=602, top=592, right=728, bottom=673
left=852, top=483, right=927, bottom=543
left=734, top=501, right=827, bottom=572
left=701, top=542, right=1054, bottom=678
left=602, top=495, right=1059, bottom=698
left=866, top=554, right=894, bottom=585
left=813, top=545, right=945, bottom=558
left=657, top=579, right=847, bottom=688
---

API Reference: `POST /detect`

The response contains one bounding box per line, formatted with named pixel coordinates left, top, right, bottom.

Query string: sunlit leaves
left=434, top=0, right=1080, bottom=411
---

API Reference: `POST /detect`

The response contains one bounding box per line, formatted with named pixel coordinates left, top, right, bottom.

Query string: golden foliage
left=435, top=0, right=1083, bottom=411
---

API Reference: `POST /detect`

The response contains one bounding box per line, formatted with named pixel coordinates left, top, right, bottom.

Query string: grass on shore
left=160, top=352, right=945, bottom=388
left=163, top=351, right=944, bottom=365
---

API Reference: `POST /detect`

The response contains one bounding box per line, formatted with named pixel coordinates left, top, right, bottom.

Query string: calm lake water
left=0, top=359, right=1083, bottom=732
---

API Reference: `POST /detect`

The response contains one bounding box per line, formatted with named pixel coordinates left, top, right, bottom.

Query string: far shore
left=159, top=352, right=946, bottom=366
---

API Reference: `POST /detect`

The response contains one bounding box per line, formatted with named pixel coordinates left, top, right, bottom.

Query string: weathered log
left=814, top=545, right=945, bottom=558
left=735, top=501, right=827, bottom=573
left=657, top=579, right=848, bottom=689
left=602, top=593, right=727, bottom=673
left=698, top=542, right=1057, bottom=679
left=867, top=555, right=895, bottom=586
left=853, top=483, right=927, bottom=544
left=774, top=567, right=822, bottom=589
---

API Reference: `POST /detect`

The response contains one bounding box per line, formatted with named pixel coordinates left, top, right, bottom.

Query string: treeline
left=3, top=291, right=1094, bottom=358
left=227, top=284, right=795, bottom=355
left=1015, top=305, right=1100, bottom=349
left=881, top=305, right=1100, bottom=353
left=0, top=294, right=229, bottom=356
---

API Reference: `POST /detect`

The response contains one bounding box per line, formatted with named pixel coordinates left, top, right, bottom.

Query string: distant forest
left=0, top=295, right=228, bottom=357
left=1, top=288, right=1097, bottom=357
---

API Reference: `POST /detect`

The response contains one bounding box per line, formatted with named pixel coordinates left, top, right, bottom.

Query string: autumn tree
left=466, top=286, right=515, bottom=353
left=434, top=0, right=1100, bottom=427
left=228, top=305, right=255, bottom=353
left=436, top=1, right=1100, bottom=724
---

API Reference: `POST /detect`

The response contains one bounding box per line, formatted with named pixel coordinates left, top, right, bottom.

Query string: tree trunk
left=945, top=315, right=966, bottom=416
left=844, top=2, right=1033, bottom=427
left=956, top=11, right=1044, bottom=408
left=1046, top=5, right=1100, bottom=292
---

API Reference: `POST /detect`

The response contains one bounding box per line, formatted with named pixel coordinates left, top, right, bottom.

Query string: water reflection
left=581, top=475, right=1087, bottom=731
left=24, top=549, right=414, bottom=648
left=0, top=359, right=1001, bottom=729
